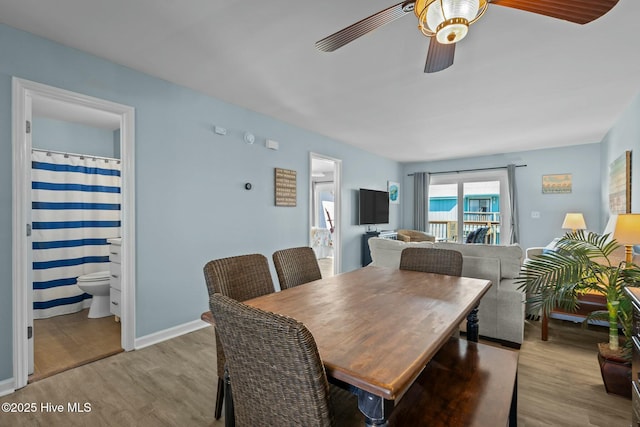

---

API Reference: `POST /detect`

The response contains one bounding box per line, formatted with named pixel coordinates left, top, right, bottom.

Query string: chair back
left=203, top=254, right=276, bottom=380
left=210, top=293, right=334, bottom=427
left=400, top=247, right=463, bottom=276
left=474, top=227, right=489, bottom=243
left=204, top=254, right=275, bottom=303
left=465, top=229, right=478, bottom=243
left=466, top=226, right=489, bottom=243
left=272, top=246, right=322, bottom=290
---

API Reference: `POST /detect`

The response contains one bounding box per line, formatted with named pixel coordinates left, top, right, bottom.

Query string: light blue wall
left=0, top=24, right=402, bottom=382
left=600, top=92, right=640, bottom=224
left=402, top=143, right=603, bottom=252
left=32, top=117, right=117, bottom=158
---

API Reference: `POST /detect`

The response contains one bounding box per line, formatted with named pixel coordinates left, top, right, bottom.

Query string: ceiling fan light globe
left=425, top=0, right=479, bottom=31
left=436, top=19, right=469, bottom=44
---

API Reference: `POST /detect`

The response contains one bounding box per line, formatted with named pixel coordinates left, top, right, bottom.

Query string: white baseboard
left=135, top=319, right=210, bottom=350
left=0, top=377, right=15, bottom=397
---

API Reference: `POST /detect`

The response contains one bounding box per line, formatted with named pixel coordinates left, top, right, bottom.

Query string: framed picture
left=609, top=150, right=632, bottom=214
left=542, top=174, right=572, bottom=194
left=388, top=181, right=399, bottom=204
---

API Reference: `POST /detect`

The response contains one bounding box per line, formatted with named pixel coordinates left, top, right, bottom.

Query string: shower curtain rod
left=407, top=164, right=526, bottom=176
left=32, top=148, right=121, bottom=164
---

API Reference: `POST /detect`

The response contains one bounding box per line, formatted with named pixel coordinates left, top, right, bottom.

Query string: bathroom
left=29, top=100, right=123, bottom=382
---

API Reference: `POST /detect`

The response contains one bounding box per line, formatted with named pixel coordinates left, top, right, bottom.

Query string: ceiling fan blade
left=315, top=1, right=411, bottom=52
left=489, top=0, right=619, bottom=25
left=424, top=39, right=455, bottom=73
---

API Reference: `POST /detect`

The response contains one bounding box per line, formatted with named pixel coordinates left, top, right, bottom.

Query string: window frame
left=429, top=170, right=511, bottom=244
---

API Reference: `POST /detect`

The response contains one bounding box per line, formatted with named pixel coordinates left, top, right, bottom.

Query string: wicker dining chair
left=272, top=246, right=322, bottom=290
left=203, top=254, right=276, bottom=420
left=399, top=247, right=463, bottom=277
left=209, top=293, right=358, bottom=426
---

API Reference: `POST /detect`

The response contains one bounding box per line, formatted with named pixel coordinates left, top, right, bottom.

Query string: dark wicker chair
left=272, top=246, right=322, bottom=290
left=466, top=226, right=489, bottom=243
left=399, top=247, right=463, bottom=277
left=473, top=226, right=489, bottom=243
left=210, top=293, right=357, bottom=426
left=203, top=254, right=276, bottom=420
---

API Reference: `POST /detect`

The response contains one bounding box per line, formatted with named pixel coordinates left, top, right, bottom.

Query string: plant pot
left=597, top=342, right=632, bottom=399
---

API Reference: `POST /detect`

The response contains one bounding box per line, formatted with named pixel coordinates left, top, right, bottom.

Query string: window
left=468, top=198, right=490, bottom=213
left=427, top=170, right=510, bottom=245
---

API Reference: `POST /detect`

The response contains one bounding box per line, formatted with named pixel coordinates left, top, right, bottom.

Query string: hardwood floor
left=517, top=318, right=630, bottom=427
left=30, top=309, right=122, bottom=383
left=1, top=317, right=630, bottom=426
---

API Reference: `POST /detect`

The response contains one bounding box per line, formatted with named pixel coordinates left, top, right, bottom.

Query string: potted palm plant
left=517, top=230, right=640, bottom=397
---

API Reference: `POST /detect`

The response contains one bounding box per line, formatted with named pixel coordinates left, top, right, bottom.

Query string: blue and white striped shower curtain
left=31, top=150, right=121, bottom=319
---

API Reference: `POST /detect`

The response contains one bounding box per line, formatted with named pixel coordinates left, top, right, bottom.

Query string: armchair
left=397, top=229, right=436, bottom=243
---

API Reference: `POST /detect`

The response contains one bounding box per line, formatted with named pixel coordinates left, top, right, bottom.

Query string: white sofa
left=367, top=237, right=525, bottom=346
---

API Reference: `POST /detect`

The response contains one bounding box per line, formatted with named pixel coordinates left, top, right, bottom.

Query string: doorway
left=12, top=78, right=136, bottom=389
left=310, top=153, right=341, bottom=276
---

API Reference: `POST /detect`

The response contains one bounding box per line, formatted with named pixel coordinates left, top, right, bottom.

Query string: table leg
left=466, top=305, right=479, bottom=342
left=357, top=389, right=393, bottom=427
left=509, top=373, right=518, bottom=426
left=541, top=312, right=548, bottom=341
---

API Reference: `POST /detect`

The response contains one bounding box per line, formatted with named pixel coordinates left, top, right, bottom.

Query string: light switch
left=531, top=211, right=541, bottom=219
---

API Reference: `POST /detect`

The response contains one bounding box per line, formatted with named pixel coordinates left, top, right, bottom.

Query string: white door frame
left=309, top=153, right=342, bottom=274
left=12, top=77, right=136, bottom=390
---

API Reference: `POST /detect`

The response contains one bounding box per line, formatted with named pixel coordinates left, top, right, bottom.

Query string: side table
left=541, top=292, right=607, bottom=340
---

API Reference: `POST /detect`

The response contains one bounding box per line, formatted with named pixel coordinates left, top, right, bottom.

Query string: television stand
left=362, top=230, right=397, bottom=266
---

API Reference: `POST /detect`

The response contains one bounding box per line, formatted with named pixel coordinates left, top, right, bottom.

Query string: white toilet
left=77, top=271, right=111, bottom=318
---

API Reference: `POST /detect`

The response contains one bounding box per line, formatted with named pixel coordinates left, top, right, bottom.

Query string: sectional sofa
left=367, top=237, right=525, bottom=346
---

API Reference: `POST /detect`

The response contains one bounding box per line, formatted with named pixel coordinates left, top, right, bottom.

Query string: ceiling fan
left=315, top=0, right=619, bottom=73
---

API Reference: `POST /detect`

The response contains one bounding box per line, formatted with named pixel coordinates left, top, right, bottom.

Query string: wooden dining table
left=244, top=265, right=492, bottom=426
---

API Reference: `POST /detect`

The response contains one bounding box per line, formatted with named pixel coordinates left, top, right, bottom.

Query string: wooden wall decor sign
left=275, top=168, right=297, bottom=207
left=609, top=150, right=632, bottom=214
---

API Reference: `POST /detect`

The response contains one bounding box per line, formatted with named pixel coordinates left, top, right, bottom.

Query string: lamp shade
left=561, top=213, right=587, bottom=231
left=613, top=214, right=640, bottom=245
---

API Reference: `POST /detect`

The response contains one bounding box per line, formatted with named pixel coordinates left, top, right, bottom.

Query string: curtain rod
left=407, top=164, right=526, bottom=176
left=32, top=148, right=120, bottom=164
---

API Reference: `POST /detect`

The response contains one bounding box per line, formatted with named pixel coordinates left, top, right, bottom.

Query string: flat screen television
left=359, top=188, right=390, bottom=225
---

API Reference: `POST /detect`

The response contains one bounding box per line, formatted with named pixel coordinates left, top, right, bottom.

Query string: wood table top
left=245, top=266, right=491, bottom=401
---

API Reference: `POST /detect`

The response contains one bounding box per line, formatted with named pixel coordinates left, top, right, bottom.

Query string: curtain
left=31, top=150, right=121, bottom=319
left=507, top=164, right=519, bottom=244
left=413, top=172, right=430, bottom=231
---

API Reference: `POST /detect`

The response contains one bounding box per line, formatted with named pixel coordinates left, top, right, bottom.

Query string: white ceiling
left=3, top=0, right=639, bottom=162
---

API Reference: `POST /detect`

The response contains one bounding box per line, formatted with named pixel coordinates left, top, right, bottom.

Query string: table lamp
left=561, top=213, right=587, bottom=233
left=613, top=213, right=640, bottom=265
